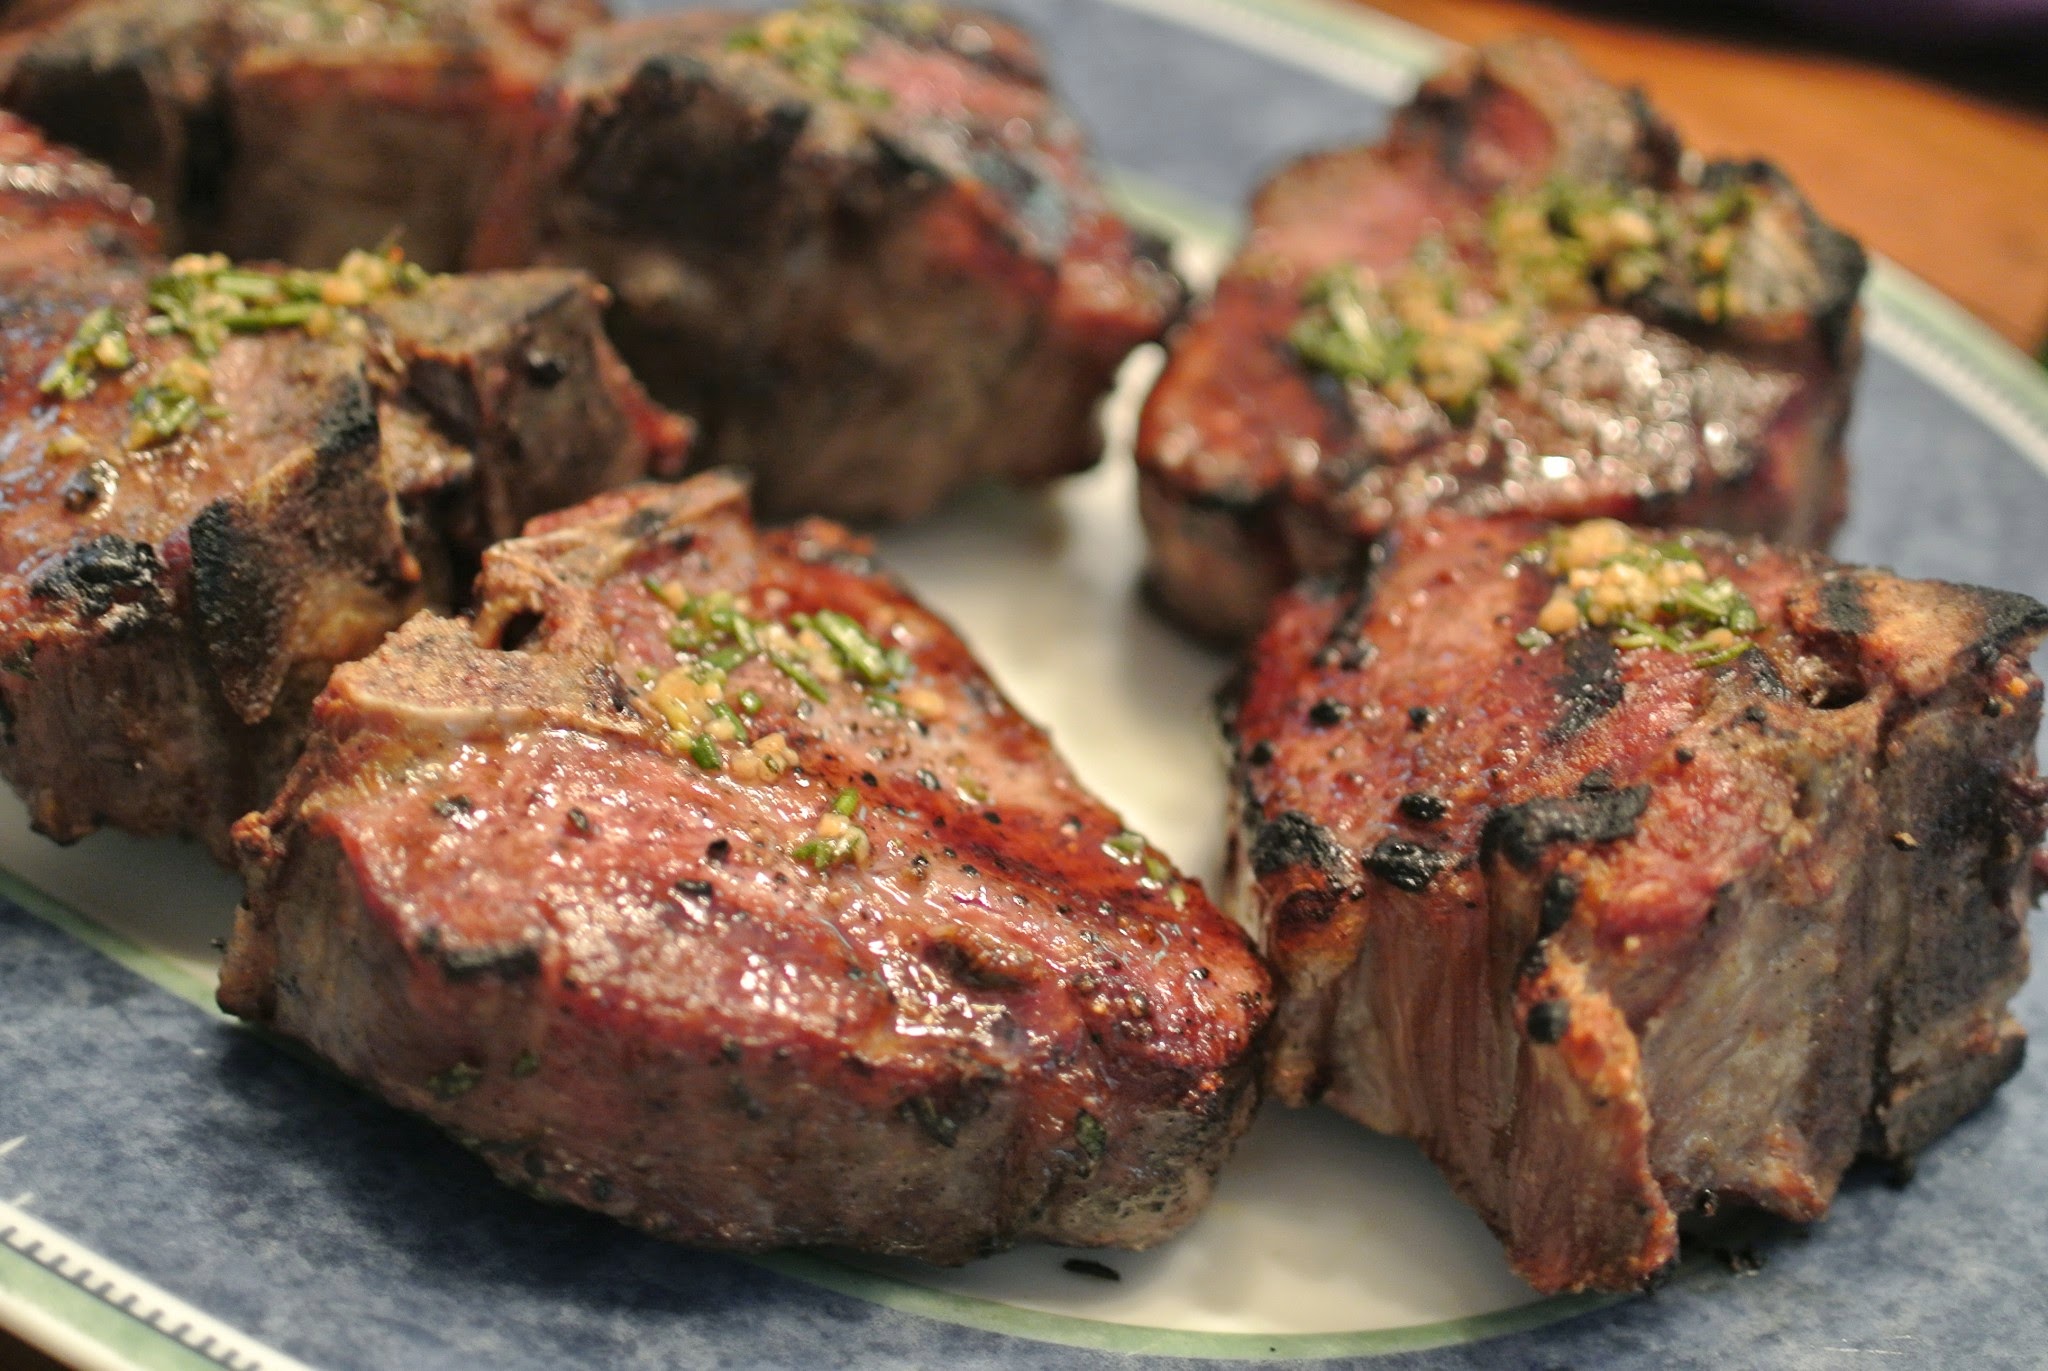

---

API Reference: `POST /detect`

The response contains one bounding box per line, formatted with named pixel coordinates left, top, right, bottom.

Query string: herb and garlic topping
left=640, top=576, right=961, bottom=870
left=38, top=246, right=433, bottom=451
left=726, top=0, right=894, bottom=106
left=1288, top=175, right=1769, bottom=415
left=1515, top=518, right=1759, bottom=667
left=247, top=0, right=431, bottom=43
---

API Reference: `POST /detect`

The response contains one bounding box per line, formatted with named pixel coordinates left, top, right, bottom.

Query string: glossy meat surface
left=473, top=4, right=1181, bottom=521
left=1137, top=38, right=1865, bottom=643
left=0, top=144, right=689, bottom=853
left=0, top=0, right=607, bottom=268
left=1226, top=511, right=2044, bottom=1291
left=221, top=474, right=1269, bottom=1260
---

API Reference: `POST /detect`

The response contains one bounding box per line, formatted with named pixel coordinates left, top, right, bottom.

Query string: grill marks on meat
left=1226, top=512, right=2044, bottom=1292
left=220, top=474, right=1269, bottom=1261
left=1137, top=38, right=1865, bottom=643
left=472, top=6, right=1181, bottom=521
left=0, top=133, right=689, bottom=854
left=0, top=0, right=606, bottom=269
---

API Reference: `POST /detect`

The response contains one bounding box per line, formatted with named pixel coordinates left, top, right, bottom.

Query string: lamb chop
left=220, top=473, right=1269, bottom=1260
left=0, top=107, right=154, bottom=264
left=471, top=2, right=1182, bottom=521
left=1225, top=512, right=2044, bottom=1292
left=0, top=140, right=689, bottom=856
left=0, top=0, right=607, bottom=270
left=1138, top=38, right=1865, bottom=643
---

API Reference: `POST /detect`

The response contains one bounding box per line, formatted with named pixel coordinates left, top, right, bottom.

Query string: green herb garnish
left=38, top=306, right=131, bottom=400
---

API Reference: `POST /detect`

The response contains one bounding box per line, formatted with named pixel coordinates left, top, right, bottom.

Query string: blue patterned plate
left=5, top=1, right=2048, bottom=1367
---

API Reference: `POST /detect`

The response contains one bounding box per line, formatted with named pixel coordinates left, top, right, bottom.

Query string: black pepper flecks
left=1247, top=740, right=1275, bottom=767
left=1397, top=792, right=1449, bottom=824
left=1308, top=698, right=1350, bottom=727
left=1408, top=706, right=1433, bottom=731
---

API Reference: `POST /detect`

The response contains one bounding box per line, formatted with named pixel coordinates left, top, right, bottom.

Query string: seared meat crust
left=0, top=0, right=606, bottom=269
left=1138, top=38, right=1865, bottom=643
left=221, top=474, right=1269, bottom=1261
left=0, top=144, right=689, bottom=854
left=1226, top=512, right=2044, bottom=1292
left=472, top=6, right=1181, bottom=521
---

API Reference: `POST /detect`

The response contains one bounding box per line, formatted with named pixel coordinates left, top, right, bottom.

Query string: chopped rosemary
left=127, top=381, right=211, bottom=449
left=688, top=733, right=723, bottom=771
left=38, top=306, right=131, bottom=400
left=811, top=608, right=906, bottom=685
left=792, top=828, right=870, bottom=869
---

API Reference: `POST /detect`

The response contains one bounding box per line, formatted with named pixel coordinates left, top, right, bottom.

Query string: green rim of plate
left=6, top=0, right=2048, bottom=1367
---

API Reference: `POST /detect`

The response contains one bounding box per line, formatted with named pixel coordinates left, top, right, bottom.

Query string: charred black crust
left=1250, top=810, right=1349, bottom=884
left=1481, top=785, right=1651, bottom=871
left=1816, top=575, right=1874, bottom=637
left=1313, top=545, right=1385, bottom=671
left=1397, top=792, right=1448, bottom=824
left=187, top=497, right=286, bottom=712
left=1363, top=838, right=1450, bottom=892
left=312, top=376, right=380, bottom=462
left=1743, top=647, right=1795, bottom=701
left=1960, top=585, right=2048, bottom=667
left=1526, top=999, right=1570, bottom=1044
left=27, top=535, right=163, bottom=619
left=1538, top=871, right=1580, bottom=935
left=437, top=943, right=543, bottom=981
left=1548, top=632, right=1623, bottom=741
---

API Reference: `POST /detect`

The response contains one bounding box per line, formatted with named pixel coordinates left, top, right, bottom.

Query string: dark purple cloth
left=1752, top=0, right=2048, bottom=41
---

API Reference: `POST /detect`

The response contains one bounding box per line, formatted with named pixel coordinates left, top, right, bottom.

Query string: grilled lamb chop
left=0, top=108, right=154, bottom=264
left=0, top=0, right=606, bottom=270
left=0, top=193, right=689, bottom=855
left=220, top=473, right=1269, bottom=1260
left=471, top=3, right=1181, bottom=521
left=1226, top=512, right=2044, bottom=1292
left=1138, top=38, right=1865, bottom=643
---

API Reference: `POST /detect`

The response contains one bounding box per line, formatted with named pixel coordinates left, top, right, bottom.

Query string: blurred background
left=1369, top=0, right=2048, bottom=361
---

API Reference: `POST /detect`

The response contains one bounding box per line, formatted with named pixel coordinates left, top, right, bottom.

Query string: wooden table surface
left=1364, top=0, right=2048, bottom=354
left=3, top=5, right=2045, bottom=1371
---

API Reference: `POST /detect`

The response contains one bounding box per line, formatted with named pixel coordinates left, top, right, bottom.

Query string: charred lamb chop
left=472, top=2, right=1182, bottom=521
left=1226, top=513, right=2044, bottom=1292
left=220, top=473, right=1269, bottom=1260
left=1138, top=38, right=1865, bottom=643
left=0, top=136, right=688, bottom=855
left=0, top=0, right=606, bottom=270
